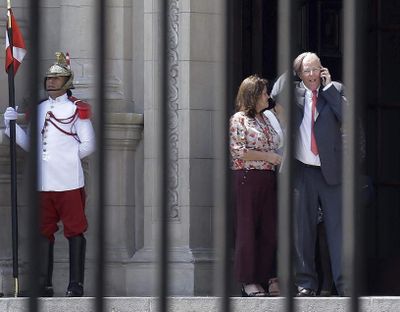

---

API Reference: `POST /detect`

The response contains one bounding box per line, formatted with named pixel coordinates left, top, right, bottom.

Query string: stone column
left=179, top=0, right=225, bottom=295
left=126, top=0, right=225, bottom=296
left=92, top=113, right=144, bottom=296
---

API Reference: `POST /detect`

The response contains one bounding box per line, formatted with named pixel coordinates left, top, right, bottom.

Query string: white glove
left=4, top=106, right=18, bottom=128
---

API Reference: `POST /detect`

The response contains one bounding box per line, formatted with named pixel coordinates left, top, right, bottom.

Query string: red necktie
left=311, top=90, right=319, bottom=155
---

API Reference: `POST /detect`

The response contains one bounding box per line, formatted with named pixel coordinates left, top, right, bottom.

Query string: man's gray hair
left=293, top=52, right=321, bottom=75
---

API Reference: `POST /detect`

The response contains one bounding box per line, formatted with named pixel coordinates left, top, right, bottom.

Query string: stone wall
left=0, top=0, right=226, bottom=296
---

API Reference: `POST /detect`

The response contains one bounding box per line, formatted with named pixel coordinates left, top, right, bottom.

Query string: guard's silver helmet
left=45, top=52, right=74, bottom=90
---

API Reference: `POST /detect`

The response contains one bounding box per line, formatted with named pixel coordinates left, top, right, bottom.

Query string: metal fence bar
left=211, top=0, right=232, bottom=311
left=27, top=0, right=40, bottom=310
left=277, top=0, right=296, bottom=311
left=343, top=0, right=364, bottom=310
left=222, top=0, right=234, bottom=309
left=95, top=0, right=106, bottom=310
left=159, top=0, right=170, bottom=311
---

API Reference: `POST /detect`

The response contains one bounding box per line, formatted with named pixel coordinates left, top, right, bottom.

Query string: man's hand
left=320, top=67, right=332, bottom=86
left=3, top=106, right=18, bottom=128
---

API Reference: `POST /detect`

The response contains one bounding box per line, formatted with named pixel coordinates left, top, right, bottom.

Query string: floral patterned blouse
left=229, top=111, right=281, bottom=170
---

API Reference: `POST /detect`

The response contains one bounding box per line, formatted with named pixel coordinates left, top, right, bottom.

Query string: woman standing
left=230, top=75, right=282, bottom=296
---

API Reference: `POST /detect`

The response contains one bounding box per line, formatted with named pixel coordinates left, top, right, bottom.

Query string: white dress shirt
left=263, top=110, right=284, bottom=151
left=6, top=94, right=95, bottom=191
left=295, top=82, right=321, bottom=166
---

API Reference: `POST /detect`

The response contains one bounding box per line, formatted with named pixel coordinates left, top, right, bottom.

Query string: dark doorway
left=235, top=0, right=400, bottom=295
left=238, top=0, right=342, bottom=81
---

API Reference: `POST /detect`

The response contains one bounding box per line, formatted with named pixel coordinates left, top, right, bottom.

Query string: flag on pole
left=5, top=9, right=26, bottom=75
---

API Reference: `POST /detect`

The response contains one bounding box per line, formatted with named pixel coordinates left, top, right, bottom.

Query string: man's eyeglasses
left=302, top=67, right=321, bottom=74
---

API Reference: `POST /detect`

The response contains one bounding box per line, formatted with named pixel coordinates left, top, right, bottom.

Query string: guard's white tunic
left=7, top=94, right=95, bottom=191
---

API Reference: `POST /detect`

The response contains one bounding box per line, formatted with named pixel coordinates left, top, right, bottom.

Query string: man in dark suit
left=271, top=52, right=347, bottom=296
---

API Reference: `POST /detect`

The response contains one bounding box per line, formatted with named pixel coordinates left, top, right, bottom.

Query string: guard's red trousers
left=40, top=188, right=88, bottom=242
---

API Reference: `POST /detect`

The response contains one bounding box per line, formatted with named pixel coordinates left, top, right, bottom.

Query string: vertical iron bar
left=28, top=0, right=40, bottom=309
left=212, top=0, right=232, bottom=311
left=376, top=0, right=382, bottom=222
left=277, top=0, right=296, bottom=310
left=159, top=0, right=169, bottom=311
left=95, top=0, right=106, bottom=310
left=223, top=0, right=233, bottom=309
left=343, top=0, right=364, bottom=310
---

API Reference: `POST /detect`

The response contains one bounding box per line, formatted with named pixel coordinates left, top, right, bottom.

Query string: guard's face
left=298, top=55, right=322, bottom=91
left=46, top=76, right=68, bottom=99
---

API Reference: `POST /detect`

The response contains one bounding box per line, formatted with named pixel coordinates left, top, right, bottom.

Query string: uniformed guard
left=3, top=52, right=95, bottom=297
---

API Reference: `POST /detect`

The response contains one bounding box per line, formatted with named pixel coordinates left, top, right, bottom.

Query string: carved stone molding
left=105, top=113, right=144, bottom=150
left=166, top=0, right=180, bottom=220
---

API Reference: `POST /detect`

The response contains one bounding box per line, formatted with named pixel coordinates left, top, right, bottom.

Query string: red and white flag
left=5, top=9, right=26, bottom=75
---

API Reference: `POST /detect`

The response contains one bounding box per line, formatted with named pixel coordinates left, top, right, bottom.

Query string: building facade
left=1, top=0, right=400, bottom=297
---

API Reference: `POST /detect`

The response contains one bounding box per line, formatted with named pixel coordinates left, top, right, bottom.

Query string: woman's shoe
left=267, top=277, right=280, bottom=296
left=241, top=284, right=267, bottom=297
left=296, top=286, right=316, bottom=297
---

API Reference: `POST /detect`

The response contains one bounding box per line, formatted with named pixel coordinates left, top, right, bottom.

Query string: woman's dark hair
left=235, top=75, right=269, bottom=118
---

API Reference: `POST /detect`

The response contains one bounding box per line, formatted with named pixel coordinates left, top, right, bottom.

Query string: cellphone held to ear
left=321, top=70, right=327, bottom=86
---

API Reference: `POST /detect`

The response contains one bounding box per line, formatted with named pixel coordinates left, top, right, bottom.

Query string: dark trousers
left=233, top=169, right=277, bottom=284
left=293, top=162, right=344, bottom=294
left=316, top=222, right=334, bottom=294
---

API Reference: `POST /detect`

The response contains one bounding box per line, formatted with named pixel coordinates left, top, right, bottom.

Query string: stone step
left=0, top=297, right=399, bottom=312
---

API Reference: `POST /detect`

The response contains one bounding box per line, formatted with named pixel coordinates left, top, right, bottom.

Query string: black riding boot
left=39, top=238, right=54, bottom=297
left=66, top=235, right=86, bottom=297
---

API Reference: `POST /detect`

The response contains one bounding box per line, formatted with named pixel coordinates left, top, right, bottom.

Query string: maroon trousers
left=233, top=169, right=277, bottom=284
left=40, top=188, right=88, bottom=242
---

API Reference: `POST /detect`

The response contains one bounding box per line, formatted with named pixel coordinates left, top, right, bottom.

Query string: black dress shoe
left=296, top=287, right=316, bottom=297
left=66, top=282, right=83, bottom=297
left=41, top=286, right=54, bottom=297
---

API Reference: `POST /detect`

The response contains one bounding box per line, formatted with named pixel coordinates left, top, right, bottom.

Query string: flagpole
left=7, top=0, right=20, bottom=297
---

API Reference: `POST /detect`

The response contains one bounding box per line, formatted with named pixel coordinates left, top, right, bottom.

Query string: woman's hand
left=264, top=152, right=282, bottom=165
left=242, top=150, right=282, bottom=166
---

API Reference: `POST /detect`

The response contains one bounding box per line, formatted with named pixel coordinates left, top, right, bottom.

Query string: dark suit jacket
left=294, top=81, right=347, bottom=185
